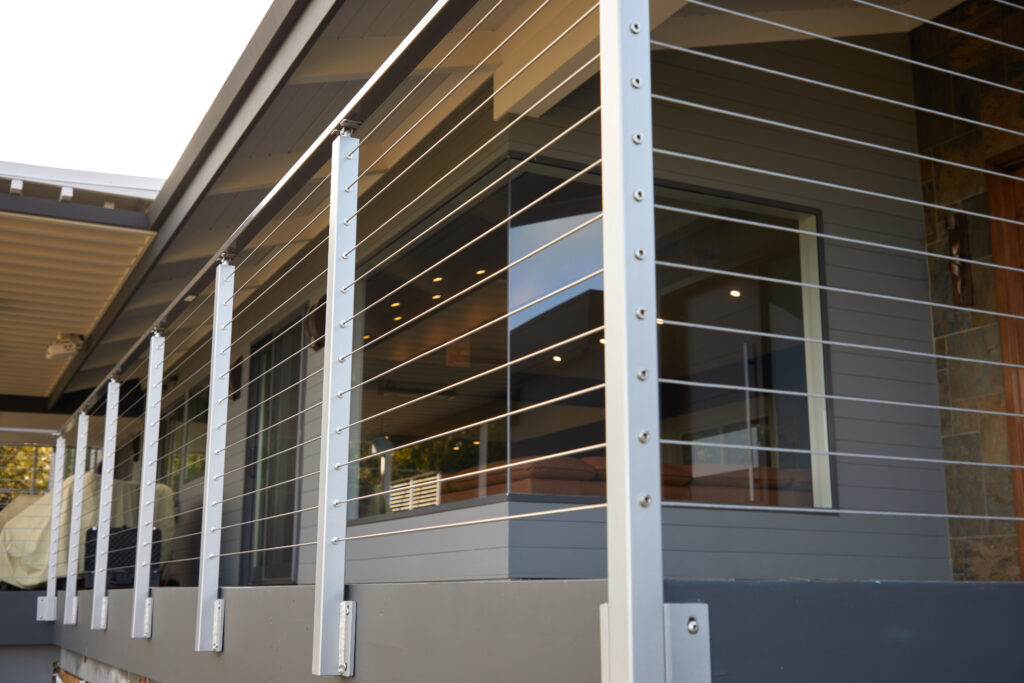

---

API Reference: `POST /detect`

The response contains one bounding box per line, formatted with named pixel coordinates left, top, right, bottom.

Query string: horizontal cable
left=651, top=41, right=1024, bottom=140
left=233, top=232, right=329, bottom=322
left=234, top=174, right=331, bottom=273
left=215, top=540, right=316, bottom=559
left=660, top=439, right=1024, bottom=473
left=353, top=0, right=541, bottom=173
left=154, top=502, right=204, bottom=525
left=216, top=504, right=318, bottom=532
left=349, top=1, right=599, bottom=224
left=994, top=0, right=1024, bottom=9
left=218, top=402, right=322, bottom=455
left=219, top=366, right=323, bottom=432
left=655, top=203, right=1024, bottom=278
left=217, top=434, right=322, bottom=481
left=340, top=383, right=605, bottom=469
left=652, top=94, right=1024, bottom=190
left=346, top=204, right=601, bottom=360
left=656, top=259, right=1024, bottom=324
left=233, top=199, right=330, bottom=297
left=351, top=326, right=602, bottom=430
left=686, top=0, right=1024, bottom=97
left=342, top=268, right=603, bottom=397
left=659, top=377, right=1024, bottom=420
left=342, top=443, right=605, bottom=507
left=231, top=268, right=327, bottom=350
left=218, top=304, right=323, bottom=384
left=663, top=499, right=1024, bottom=523
left=339, top=502, right=607, bottom=543
left=344, top=106, right=601, bottom=313
left=654, top=146, right=1024, bottom=232
left=851, top=0, right=1024, bottom=56
left=220, top=331, right=323, bottom=399
left=659, top=318, right=1024, bottom=372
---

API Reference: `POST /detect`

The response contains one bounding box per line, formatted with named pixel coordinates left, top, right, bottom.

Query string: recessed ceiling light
left=362, top=334, right=370, bottom=340
left=393, top=315, right=402, bottom=322
left=472, top=440, right=480, bottom=445
left=552, top=355, right=562, bottom=362
left=476, top=269, right=486, bottom=275
left=432, top=276, right=443, bottom=283
left=183, top=294, right=197, bottom=302
left=599, top=338, right=606, bottom=344
left=432, top=294, right=442, bottom=300
left=729, top=289, right=742, bottom=298
left=390, top=302, right=401, bottom=308
left=452, top=445, right=461, bottom=451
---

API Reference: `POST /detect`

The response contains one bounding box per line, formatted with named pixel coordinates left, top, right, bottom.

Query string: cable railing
left=5, top=0, right=1021, bottom=680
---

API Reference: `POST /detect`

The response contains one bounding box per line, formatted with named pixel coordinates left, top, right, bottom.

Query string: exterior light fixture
left=393, top=316, right=402, bottom=322
left=432, top=276, right=443, bottom=283
left=390, top=302, right=401, bottom=308
left=552, top=355, right=562, bottom=362
left=475, top=269, right=486, bottom=275
left=729, top=289, right=742, bottom=298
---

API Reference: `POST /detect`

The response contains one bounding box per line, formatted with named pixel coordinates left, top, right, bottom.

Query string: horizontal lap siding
left=506, top=34, right=951, bottom=580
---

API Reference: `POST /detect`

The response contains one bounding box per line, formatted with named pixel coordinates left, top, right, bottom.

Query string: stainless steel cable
left=686, top=0, right=1024, bottom=97
left=651, top=40, right=1024, bottom=140
left=659, top=377, right=1024, bottom=420
left=663, top=499, right=1024, bottom=524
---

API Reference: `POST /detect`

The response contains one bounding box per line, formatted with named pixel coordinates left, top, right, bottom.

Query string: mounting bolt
left=634, top=247, right=646, bottom=260
left=637, top=368, right=649, bottom=381
left=344, top=604, right=351, bottom=616
left=629, top=22, right=641, bottom=34
left=635, top=307, right=647, bottom=320
left=639, top=494, right=652, bottom=508
left=687, top=617, right=699, bottom=635
left=638, top=430, right=650, bottom=443
left=631, top=76, right=642, bottom=89
left=632, top=132, right=644, bottom=145
left=633, top=189, right=645, bottom=202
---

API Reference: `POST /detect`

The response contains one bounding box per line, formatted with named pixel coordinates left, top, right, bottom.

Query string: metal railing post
left=599, top=0, right=667, bottom=680
left=196, top=258, right=234, bottom=652
left=92, top=379, right=120, bottom=630
left=131, top=332, right=165, bottom=639
left=63, top=413, right=89, bottom=624
left=37, top=434, right=65, bottom=621
left=312, top=127, right=358, bottom=677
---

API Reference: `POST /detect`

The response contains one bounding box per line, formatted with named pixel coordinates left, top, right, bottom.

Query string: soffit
left=0, top=211, right=152, bottom=397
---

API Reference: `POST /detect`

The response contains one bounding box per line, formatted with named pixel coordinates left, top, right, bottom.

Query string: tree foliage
left=0, top=444, right=51, bottom=507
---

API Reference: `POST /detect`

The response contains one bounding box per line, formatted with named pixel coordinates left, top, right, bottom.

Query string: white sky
left=0, top=1, right=275, bottom=180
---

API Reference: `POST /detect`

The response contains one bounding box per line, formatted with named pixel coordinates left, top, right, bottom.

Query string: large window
left=656, top=187, right=832, bottom=508
left=242, top=319, right=305, bottom=584
left=350, top=162, right=831, bottom=516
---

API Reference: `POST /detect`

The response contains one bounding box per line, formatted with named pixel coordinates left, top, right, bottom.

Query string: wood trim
left=985, top=146, right=1024, bottom=579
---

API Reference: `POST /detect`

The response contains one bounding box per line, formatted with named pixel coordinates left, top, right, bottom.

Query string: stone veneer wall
left=911, top=0, right=1024, bottom=580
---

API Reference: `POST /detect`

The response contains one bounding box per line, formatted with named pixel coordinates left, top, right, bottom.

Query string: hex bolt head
left=687, top=617, right=699, bottom=635
left=639, top=494, right=652, bottom=508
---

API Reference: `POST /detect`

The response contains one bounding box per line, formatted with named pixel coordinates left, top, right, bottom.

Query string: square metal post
left=196, top=258, right=234, bottom=652
left=132, top=332, right=165, bottom=639
left=92, top=379, right=120, bottom=630
left=598, top=0, right=667, bottom=681
left=63, top=412, right=89, bottom=624
left=312, top=129, right=358, bottom=677
left=37, top=434, right=65, bottom=621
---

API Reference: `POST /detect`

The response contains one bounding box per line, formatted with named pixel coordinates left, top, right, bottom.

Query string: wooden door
left=986, top=147, right=1024, bottom=576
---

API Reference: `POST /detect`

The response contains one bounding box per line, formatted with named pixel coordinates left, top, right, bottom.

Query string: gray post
left=92, top=379, right=120, bottom=630
left=196, top=258, right=234, bottom=652
left=312, top=129, right=358, bottom=677
left=131, top=332, right=165, bottom=639
left=63, top=413, right=89, bottom=624
left=37, top=434, right=65, bottom=621
left=598, top=1, right=667, bottom=681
